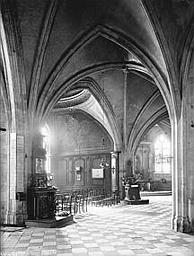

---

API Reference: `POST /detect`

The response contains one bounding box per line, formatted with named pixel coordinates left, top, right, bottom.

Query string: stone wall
left=48, top=110, right=113, bottom=192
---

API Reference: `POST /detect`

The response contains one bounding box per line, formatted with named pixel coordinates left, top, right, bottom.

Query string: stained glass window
left=154, top=134, right=171, bottom=173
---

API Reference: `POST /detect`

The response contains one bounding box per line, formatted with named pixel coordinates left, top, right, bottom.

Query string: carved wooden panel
left=58, top=159, right=68, bottom=186
left=51, top=153, right=111, bottom=193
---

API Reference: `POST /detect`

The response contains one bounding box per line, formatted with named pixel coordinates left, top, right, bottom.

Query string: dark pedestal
left=124, top=184, right=149, bottom=205
left=27, top=187, right=56, bottom=220
left=123, top=199, right=149, bottom=205
left=26, top=187, right=73, bottom=228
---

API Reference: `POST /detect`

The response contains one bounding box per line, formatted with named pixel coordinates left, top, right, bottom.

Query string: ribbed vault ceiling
left=3, top=0, right=192, bottom=151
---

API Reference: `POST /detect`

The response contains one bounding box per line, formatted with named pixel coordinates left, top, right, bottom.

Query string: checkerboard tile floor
left=1, top=196, right=194, bottom=256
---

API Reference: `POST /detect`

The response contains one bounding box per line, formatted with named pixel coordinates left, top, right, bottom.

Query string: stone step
left=25, top=215, right=73, bottom=228
left=140, top=191, right=172, bottom=197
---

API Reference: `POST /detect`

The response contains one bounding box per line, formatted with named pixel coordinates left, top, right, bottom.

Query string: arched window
left=41, top=125, right=50, bottom=173
left=154, top=134, right=171, bottom=173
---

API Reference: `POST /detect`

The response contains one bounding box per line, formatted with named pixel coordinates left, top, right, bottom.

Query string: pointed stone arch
left=36, top=24, right=175, bottom=124
left=67, top=77, right=122, bottom=151
left=130, top=108, right=169, bottom=158
left=127, top=90, right=162, bottom=154
left=142, top=1, right=181, bottom=119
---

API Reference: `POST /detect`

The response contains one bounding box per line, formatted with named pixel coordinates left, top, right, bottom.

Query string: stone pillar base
left=172, top=216, right=192, bottom=233
left=4, top=210, right=27, bottom=226
left=5, top=211, right=17, bottom=225
left=4, top=212, right=27, bottom=226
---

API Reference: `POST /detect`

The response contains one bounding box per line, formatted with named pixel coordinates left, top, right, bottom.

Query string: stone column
left=172, top=51, right=194, bottom=232
left=16, top=135, right=27, bottom=224
left=2, top=132, right=27, bottom=225
left=123, top=68, right=128, bottom=151
left=148, top=145, right=154, bottom=180
left=188, top=106, right=194, bottom=231
left=188, top=90, right=194, bottom=232
left=132, top=152, right=136, bottom=175
left=172, top=105, right=192, bottom=233
left=6, top=132, right=17, bottom=224
left=111, top=151, right=120, bottom=193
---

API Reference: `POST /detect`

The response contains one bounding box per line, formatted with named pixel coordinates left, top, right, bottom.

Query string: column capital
left=111, top=151, right=121, bottom=158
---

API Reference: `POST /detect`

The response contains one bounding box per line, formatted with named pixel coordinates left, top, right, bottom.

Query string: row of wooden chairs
left=55, top=189, right=120, bottom=216
left=55, top=192, right=87, bottom=216
left=89, top=192, right=120, bottom=207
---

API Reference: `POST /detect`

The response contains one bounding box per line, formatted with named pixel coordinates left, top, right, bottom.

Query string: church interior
left=1, top=0, right=194, bottom=255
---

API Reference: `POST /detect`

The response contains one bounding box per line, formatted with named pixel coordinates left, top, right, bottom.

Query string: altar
left=25, top=173, right=73, bottom=228
left=25, top=132, right=73, bottom=228
left=122, top=176, right=149, bottom=205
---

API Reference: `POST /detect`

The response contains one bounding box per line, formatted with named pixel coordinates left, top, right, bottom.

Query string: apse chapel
left=1, top=0, right=194, bottom=246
